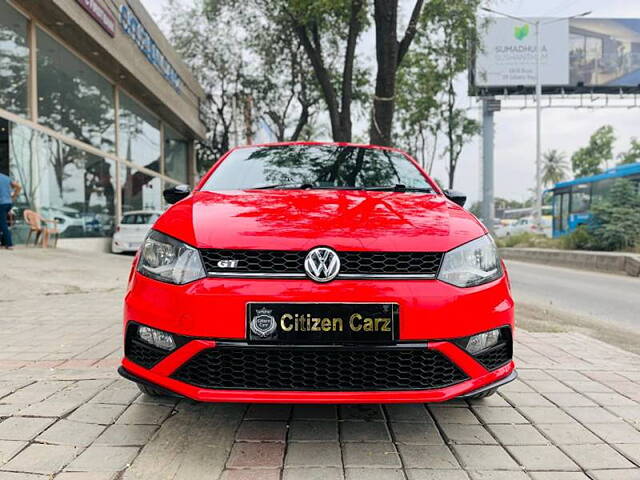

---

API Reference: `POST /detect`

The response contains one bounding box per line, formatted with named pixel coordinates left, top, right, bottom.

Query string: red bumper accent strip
left=150, top=340, right=216, bottom=376
left=428, top=341, right=489, bottom=378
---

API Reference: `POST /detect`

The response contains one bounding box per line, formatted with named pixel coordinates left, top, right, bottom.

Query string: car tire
left=136, top=383, right=168, bottom=397
left=465, top=387, right=498, bottom=400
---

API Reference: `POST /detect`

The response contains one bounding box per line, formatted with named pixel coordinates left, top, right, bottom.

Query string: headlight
left=137, top=230, right=205, bottom=285
left=438, top=234, right=502, bottom=287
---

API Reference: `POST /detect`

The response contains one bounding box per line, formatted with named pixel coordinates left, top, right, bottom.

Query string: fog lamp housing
left=138, top=326, right=176, bottom=351
left=465, top=329, right=501, bottom=355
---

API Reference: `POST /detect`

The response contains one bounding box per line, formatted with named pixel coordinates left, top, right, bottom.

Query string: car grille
left=475, top=343, right=512, bottom=371
left=200, top=249, right=443, bottom=278
left=171, top=346, right=468, bottom=391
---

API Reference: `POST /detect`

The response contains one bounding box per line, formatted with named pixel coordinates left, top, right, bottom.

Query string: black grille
left=124, top=325, right=169, bottom=369
left=171, top=346, right=468, bottom=391
left=475, top=343, right=512, bottom=371
left=200, top=249, right=443, bottom=276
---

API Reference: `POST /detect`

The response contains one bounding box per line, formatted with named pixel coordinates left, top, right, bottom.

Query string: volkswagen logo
left=304, top=247, right=341, bottom=283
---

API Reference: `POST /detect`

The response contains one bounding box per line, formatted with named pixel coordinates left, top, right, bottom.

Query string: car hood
left=154, top=190, right=486, bottom=252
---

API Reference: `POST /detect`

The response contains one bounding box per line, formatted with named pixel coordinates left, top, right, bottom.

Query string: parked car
left=111, top=210, right=162, bottom=254
left=119, top=142, right=516, bottom=403
left=499, top=216, right=552, bottom=238
left=41, top=206, right=85, bottom=235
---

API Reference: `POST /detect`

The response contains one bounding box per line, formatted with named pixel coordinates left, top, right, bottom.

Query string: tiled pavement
left=1, top=248, right=639, bottom=479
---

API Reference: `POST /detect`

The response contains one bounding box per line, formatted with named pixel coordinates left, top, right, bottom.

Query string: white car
left=502, top=216, right=552, bottom=238
left=111, top=210, right=162, bottom=254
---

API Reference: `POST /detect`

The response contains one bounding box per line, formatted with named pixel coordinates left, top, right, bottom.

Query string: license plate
left=247, top=303, right=398, bottom=344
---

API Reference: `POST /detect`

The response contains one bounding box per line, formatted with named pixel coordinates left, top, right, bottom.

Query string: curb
left=500, top=247, right=640, bottom=277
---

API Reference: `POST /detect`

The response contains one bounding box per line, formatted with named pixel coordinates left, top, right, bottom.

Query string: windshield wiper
left=253, top=183, right=314, bottom=190
left=365, top=184, right=433, bottom=193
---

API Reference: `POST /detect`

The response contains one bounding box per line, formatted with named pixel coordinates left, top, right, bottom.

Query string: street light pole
left=480, top=8, right=590, bottom=228
left=534, top=19, right=542, bottom=229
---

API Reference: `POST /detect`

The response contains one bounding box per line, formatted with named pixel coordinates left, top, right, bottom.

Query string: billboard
left=471, top=17, right=640, bottom=95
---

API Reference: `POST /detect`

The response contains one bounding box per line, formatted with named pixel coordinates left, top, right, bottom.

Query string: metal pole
left=535, top=20, right=543, bottom=228
left=481, top=99, right=495, bottom=233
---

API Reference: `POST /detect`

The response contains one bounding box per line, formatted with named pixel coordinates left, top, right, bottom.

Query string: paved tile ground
left=1, top=248, right=639, bottom=479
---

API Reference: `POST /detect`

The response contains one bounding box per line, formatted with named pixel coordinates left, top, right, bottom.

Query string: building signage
left=76, top=0, right=116, bottom=37
left=119, top=4, right=182, bottom=93
left=475, top=17, right=569, bottom=88
left=473, top=17, right=640, bottom=94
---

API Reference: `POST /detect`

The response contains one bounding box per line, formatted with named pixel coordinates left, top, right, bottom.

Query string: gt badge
left=250, top=308, right=277, bottom=338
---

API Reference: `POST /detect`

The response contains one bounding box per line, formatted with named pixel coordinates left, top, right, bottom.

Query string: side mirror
left=444, top=189, right=466, bottom=207
left=163, top=184, right=191, bottom=204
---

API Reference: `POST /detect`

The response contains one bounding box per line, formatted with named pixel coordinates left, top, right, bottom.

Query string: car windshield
left=201, top=145, right=433, bottom=191
left=121, top=213, right=158, bottom=225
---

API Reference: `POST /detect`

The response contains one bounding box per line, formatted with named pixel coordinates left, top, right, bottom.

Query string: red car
left=119, top=142, right=516, bottom=403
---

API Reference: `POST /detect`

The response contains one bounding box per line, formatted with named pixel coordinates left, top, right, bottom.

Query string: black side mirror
left=444, top=189, right=466, bottom=207
left=163, top=184, right=191, bottom=204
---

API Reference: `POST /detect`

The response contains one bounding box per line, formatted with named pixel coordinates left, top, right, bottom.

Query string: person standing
left=0, top=172, right=21, bottom=250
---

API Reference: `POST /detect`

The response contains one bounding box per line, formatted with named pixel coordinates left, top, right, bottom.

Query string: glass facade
left=120, top=164, right=162, bottom=213
left=0, top=1, right=197, bottom=245
left=0, top=1, right=28, bottom=116
left=119, top=92, right=160, bottom=172
left=5, top=120, right=116, bottom=240
left=37, top=28, right=115, bottom=152
left=164, top=125, right=188, bottom=183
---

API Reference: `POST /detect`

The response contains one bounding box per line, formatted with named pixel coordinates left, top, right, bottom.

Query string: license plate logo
left=247, top=303, right=398, bottom=344
left=250, top=308, right=277, bottom=338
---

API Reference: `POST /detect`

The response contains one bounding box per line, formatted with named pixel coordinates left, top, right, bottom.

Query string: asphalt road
left=506, top=260, right=639, bottom=330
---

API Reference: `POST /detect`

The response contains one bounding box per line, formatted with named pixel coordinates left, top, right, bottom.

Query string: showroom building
left=0, top=0, right=206, bottom=245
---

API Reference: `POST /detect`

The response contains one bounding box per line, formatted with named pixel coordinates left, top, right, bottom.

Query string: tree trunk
left=370, top=0, right=425, bottom=147
left=370, top=0, right=398, bottom=146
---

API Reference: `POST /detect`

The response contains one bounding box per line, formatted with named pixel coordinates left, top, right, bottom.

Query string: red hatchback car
left=119, top=142, right=516, bottom=403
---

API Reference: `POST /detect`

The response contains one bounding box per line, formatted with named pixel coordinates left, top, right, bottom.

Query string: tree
left=394, top=50, right=443, bottom=170
left=589, top=179, right=640, bottom=250
left=288, top=0, right=367, bottom=142
left=541, top=149, right=569, bottom=187
left=617, top=137, right=640, bottom=166
left=394, top=0, right=481, bottom=187
left=170, top=0, right=322, bottom=173
left=443, top=109, right=479, bottom=189
left=571, top=125, right=615, bottom=178
left=369, top=0, right=425, bottom=146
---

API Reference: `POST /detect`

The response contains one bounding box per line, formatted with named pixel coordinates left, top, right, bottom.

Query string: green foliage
left=617, top=137, right=640, bottom=165
left=395, top=0, right=482, bottom=181
left=542, top=149, right=569, bottom=187
left=588, top=179, right=640, bottom=251
left=560, top=226, right=593, bottom=250
left=495, top=232, right=558, bottom=249
left=571, top=125, right=615, bottom=178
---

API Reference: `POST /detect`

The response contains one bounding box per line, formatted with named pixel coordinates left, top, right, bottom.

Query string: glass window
left=570, top=184, right=591, bottom=213
left=561, top=193, right=570, bottom=231
left=120, top=163, right=162, bottom=213
left=164, top=125, right=188, bottom=183
left=553, top=194, right=561, bottom=232
left=37, top=135, right=115, bottom=237
left=119, top=92, right=160, bottom=172
left=8, top=122, right=38, bottom=209
left=592, top=178, right=613, bottom=205
left=36, top=28, right=115, bottom=152
left=0, top=1, right=29, bottom=116
left=203, top=145, right=432, bottom=191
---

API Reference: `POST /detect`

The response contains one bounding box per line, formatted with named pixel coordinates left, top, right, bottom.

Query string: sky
left=141, top=0, right=640, bottom=203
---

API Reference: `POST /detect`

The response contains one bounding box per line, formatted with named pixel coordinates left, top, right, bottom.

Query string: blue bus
left=548, top=162, right=640, bottom=238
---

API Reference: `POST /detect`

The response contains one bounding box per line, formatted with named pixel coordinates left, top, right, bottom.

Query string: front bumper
left=120, top=331, right=516, bottom=403
left=121, top=271, right=515, bottom=403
